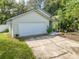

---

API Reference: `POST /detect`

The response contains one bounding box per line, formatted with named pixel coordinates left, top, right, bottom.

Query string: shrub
left=0, top=39, right=35, bottom=59
left=58, top=17, right=79, bottom=32
left=52, top=22, right=59, bottom=32
left=47, top=27, right=53, bottom=33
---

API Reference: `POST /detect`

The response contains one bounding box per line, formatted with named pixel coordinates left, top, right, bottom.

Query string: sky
left=15, top=0, right=45, bottom=9
left=16, top=0, right=29, bottom=4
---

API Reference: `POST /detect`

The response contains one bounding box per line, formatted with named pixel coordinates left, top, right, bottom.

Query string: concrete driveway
left=25, top=36, right=79, bottom=59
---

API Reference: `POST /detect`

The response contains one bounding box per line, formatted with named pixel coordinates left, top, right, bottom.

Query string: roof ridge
left=36, top=9, right=51, bottom=17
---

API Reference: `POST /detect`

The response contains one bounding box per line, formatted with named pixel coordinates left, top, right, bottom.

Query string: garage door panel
left=18, top=23, right=47, bottom=36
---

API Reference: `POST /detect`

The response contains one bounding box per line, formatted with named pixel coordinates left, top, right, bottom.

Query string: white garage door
left=18, top=23, right=47, bottom=36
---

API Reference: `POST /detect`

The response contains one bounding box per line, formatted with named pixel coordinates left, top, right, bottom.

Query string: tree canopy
left=45, top=0, right=79, bottom=32
left=0, top=0, right=79, bottom=32
left=0, top=0, right=28, bottom=24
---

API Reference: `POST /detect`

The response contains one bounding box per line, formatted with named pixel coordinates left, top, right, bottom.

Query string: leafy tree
left=44, top=0, right=68, bottom=15
left=58, top=0, right=79, bottom=32
left=0, top=0, right=28, bottom=24
left=45, top=0, right=79, bottom=32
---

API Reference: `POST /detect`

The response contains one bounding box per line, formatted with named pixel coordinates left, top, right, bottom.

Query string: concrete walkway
left=25, top=36, right=79, bottom=59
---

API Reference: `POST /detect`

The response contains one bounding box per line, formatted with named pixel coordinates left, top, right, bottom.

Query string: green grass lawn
left=0, top=33, right=35, bottom=59
left=0, top=33, right=10, bottom=39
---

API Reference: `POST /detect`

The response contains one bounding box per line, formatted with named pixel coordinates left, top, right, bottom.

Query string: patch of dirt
left=60, top=32, right=79, bottom=42
left=71, top=47, right=79, bottom=54
left=60, top=32, right=79, bottom=55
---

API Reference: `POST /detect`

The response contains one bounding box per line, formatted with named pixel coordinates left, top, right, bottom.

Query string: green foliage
left=0, top=0, right=28, bottom=24
left=45, top=0, right=60, bottom=15
left=57, top=0, right=79, bottom=32
left=47, top=27, right=52, bottom=33
left=45, top=0, right=79, bottom=32
left=58, top=18, right=79, bottom=32
left=52, top=22, right=59, bottom=31
left=44, top=0, right=68, bottom=15
left=0, top=33, right=35, bottom=59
